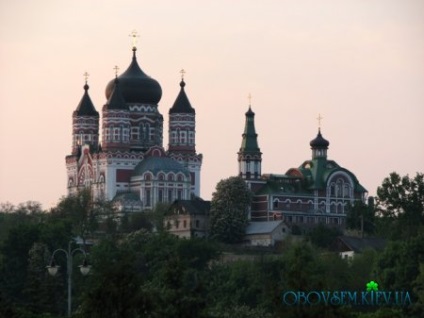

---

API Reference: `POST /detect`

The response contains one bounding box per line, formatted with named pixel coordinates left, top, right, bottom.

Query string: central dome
left=105, top=49, right=162, bottom=104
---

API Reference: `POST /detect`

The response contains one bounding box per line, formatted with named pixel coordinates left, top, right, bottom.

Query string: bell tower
left=71, top=73, right=99, bottom=155
left=167, top=70, right=203, bottom=197
left=238, top=96, right=262, bottom=180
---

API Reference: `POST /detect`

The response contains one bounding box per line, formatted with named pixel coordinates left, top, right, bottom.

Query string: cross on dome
left=180, top=69, right=186, bottom=80
left=129, top=29, right=140, bottom=50
left=317, top=113, right=323, bottom=129
left=83, top=71, right=89, bottom=84
left=113, top=65, right=119, bottom=77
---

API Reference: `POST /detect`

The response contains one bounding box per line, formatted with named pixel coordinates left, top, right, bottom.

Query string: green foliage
left=78, top=232, right=219, bottom=318
left=376, top=172, right=424, bottom=239
left=346, top=200, right=376, bottom=235
left=307, top=223, right=342, bottom=249
left=209, top=176, right=252, bottom=243
left=375, top=232, right=424, bottom=292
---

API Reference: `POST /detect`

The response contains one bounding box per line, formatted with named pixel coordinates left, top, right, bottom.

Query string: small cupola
left=310, top=129, right=329, bottom=159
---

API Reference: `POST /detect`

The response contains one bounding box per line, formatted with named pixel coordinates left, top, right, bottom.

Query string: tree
left=306, top=223, right=342, bottom=249
left=209, top=176, right=252, bottom=243
left=376, top=172, right=424, bottom=239
left=346, top=199, right=376, bottom=235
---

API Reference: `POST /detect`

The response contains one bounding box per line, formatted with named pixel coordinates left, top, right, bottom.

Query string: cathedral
left=65, top=34, right=367, bottom=228
left=65, top=40, right=202, bottom=211
left=237, top=104, right=368, bottom=227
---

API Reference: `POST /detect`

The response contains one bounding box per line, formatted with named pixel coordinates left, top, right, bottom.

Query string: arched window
left=180, top=131, right=187, bottom=144
left=158, top=173, right=165, bottom=181
left=144, top=173, right=152, bottom=181
left=168, top=173, right=175, bottom=181
left=177, top=174, right=184, bottom=182
left=171, top=131, right=177, bottom=144
left=139, top=124, right=145, bottom=140
left=145, top=123, right=150, bottom=141
left=188, top=131, right=194, bottom=145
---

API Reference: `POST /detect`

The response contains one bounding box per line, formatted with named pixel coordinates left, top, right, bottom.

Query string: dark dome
left=133, top=156, right=190, bottom=177
left=310, top=129, right=330, bottom=148
left=105, top=49, right=162, bottom=104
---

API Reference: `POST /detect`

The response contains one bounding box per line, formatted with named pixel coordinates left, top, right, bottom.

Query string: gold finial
left=317, top=113, right=323, bottom=129
left=83, top=71, right=89, bottom=84
left=248, top=93, right=252, bottom=106
left=129, top=30, right=140, bottom=49
left=180, top=69, right=186, bottom=80
left=113, top=65, right=119, bottom=77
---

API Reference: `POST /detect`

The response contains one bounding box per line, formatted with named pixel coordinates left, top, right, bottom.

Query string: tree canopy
left=209, top=176, right=252, bottom=243
left=376, top=172, right=424, bottom=239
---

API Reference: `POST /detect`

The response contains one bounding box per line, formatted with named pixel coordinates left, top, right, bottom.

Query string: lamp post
left=46, top=240, right=91, bottom=317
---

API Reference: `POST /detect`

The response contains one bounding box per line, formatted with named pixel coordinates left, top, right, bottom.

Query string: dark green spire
left=239, top=106, right=260, bottom=153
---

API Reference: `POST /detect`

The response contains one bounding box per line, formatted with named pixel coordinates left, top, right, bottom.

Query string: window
left=183, top=220, right=187, bottom=228
left=123, top=127, right=130, bottom=142
left=168, top=189, right=173, bottom=202
left=180, top=131, right=187, bottom=144
left=177, top=189, right=183, bottom=200
left=145, top=123, right=150, bottom=141
left=188, top=131, right=194, bottom=145
left=171, top=131, right=178, bottom=144
left=175, top=220, right=179, bottom=229
left=139, top=124, right=145, bottom=140
left=158, top=189, right=163, bottom=203
left=131, top=127, right=139, bottom=140
left=113, top=128, right=120, bottom=141
left=145, top=189, right=151, bottom=207
left=195, top=220, right=200, bottom=228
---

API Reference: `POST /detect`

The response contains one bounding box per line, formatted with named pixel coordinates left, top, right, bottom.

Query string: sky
left=0, top=0, right=423, bottom=209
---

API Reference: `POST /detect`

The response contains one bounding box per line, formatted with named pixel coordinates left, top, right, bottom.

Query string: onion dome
left=105, top=48, right=162, bottom=104
left=310, top=129, right=330, bottom=149
left=133, top=156, right=190, bottom=177
left=104, top=78, right=128, bottom=110
left=74, top=84, right=99, bottom=116
left=169, top=79, right=195, bottom=114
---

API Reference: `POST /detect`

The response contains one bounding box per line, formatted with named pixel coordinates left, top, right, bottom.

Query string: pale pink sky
left=0, top=0, right=423, bottom=209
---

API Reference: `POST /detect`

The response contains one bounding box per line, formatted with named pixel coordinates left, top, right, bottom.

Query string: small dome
left=105, top=49, right=162, bottom=104
left=310, top=129, right=330, bottom=148
left=133, top=156, right=190, bottom=177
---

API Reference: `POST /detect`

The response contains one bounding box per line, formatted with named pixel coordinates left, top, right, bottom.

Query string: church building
left=65, top=36, right=202, bottom=211
left=238, top=102, right=368, bottom=227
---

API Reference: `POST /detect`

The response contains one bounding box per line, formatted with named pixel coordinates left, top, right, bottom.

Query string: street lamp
left=46, top=240, right=91, bottom=317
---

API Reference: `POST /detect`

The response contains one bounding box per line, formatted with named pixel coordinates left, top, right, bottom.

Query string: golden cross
left=129, top=29, right=140, bottom=49
left=248, top=93, right=252, bottom=106
left=317, top=113, right=323, bottom=128
left=83, top=71, right=89, bottom=83
left=180, top=69, right=186, bottom=80
left=113, top=65, right=119, bottom=77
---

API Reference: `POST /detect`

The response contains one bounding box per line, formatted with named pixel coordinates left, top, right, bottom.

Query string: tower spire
left=238, top=99, right=262, bottom=180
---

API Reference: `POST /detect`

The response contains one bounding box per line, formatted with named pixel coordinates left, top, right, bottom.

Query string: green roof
left=239, top=107, right=260, bottom=153
left=133, top=156, right=190, bottom=177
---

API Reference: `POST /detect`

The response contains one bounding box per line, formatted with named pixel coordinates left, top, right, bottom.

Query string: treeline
left=0, top=172, right=423, bottom=317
